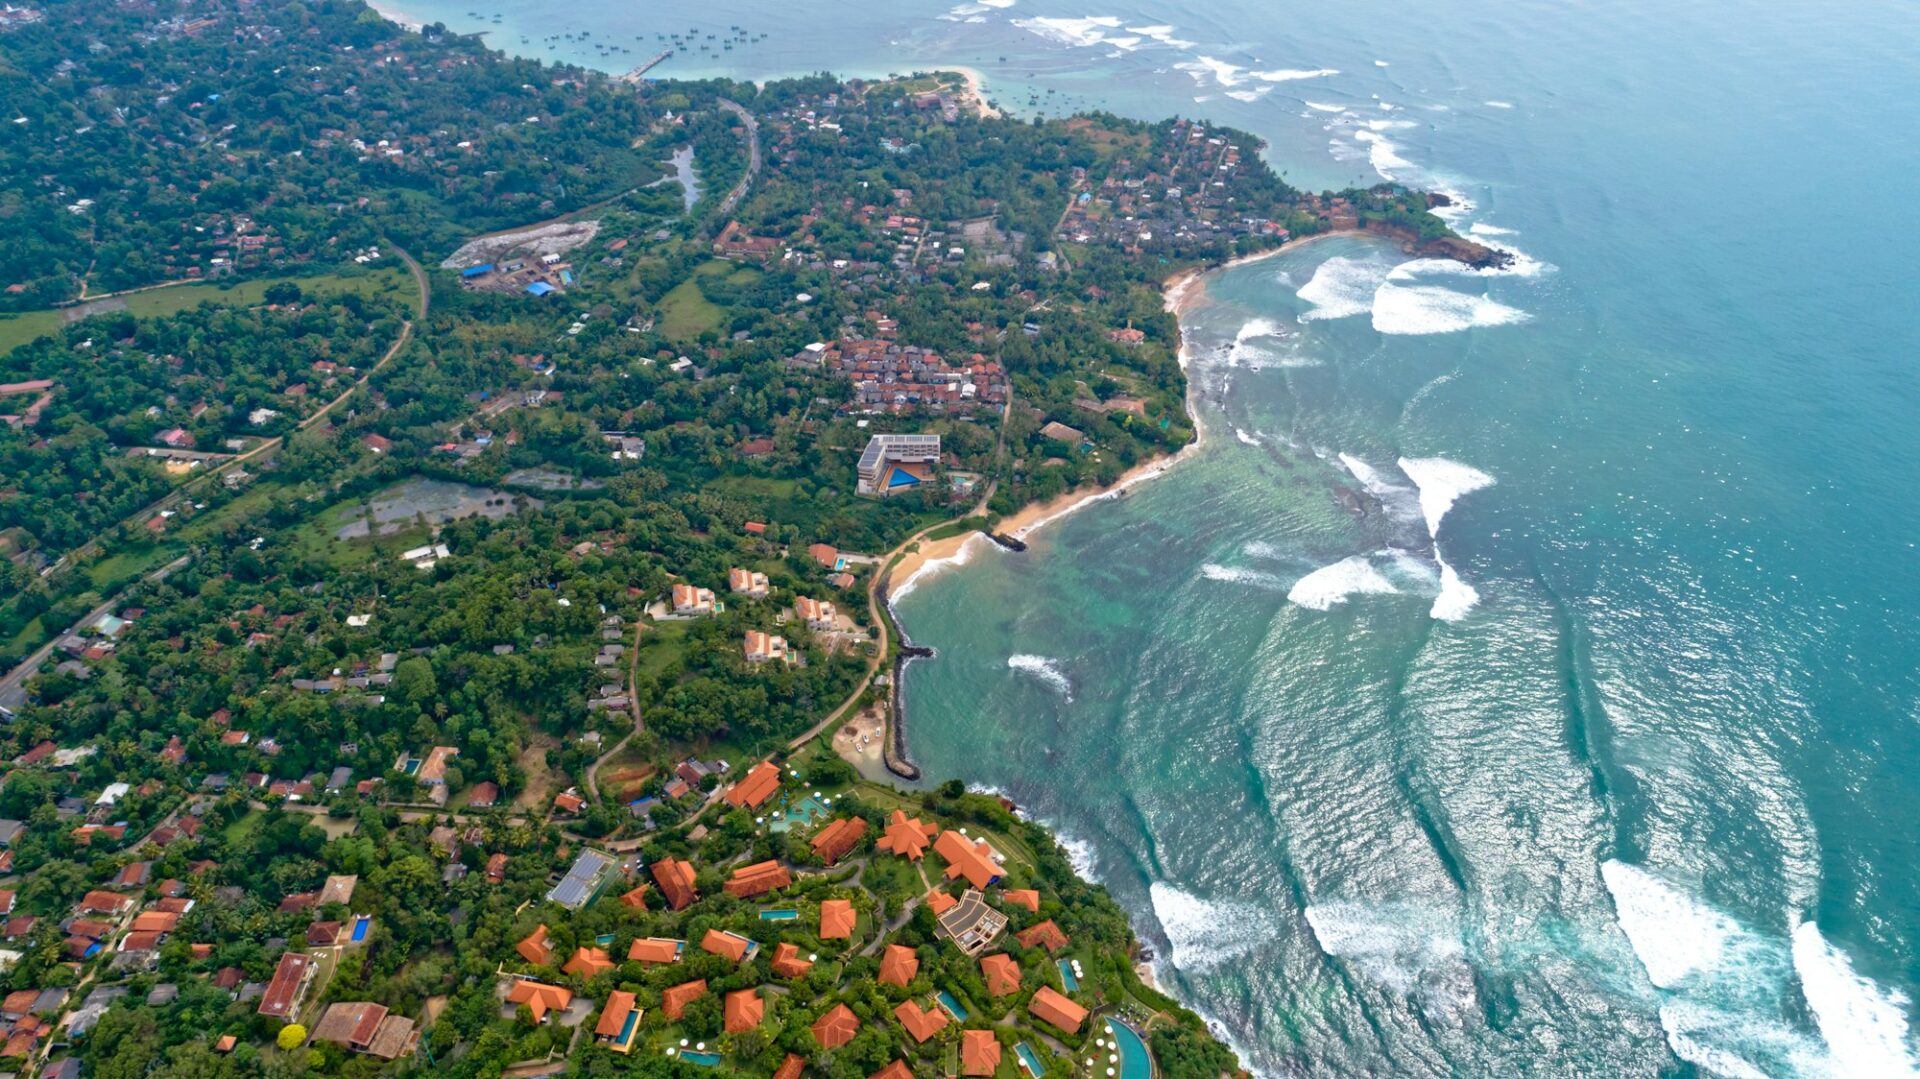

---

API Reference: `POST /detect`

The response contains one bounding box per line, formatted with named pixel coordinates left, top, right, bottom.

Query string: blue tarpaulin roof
left=461, top=263, right=494, bottom=278
left=526, top=281, right=556, bottom=296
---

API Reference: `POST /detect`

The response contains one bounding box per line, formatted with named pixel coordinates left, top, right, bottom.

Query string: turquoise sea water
left=400, top=0, right=1920, bottom=1073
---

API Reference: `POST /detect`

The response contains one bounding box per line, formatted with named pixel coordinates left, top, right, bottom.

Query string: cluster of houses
left=1056, top=117, right=1293, bottom=253
left=485, top=756, right=1100, bottom=1073
left=793, top=337, right=1008, bottom=416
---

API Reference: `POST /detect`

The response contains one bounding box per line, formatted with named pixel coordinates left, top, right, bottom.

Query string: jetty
left=615, top=49, right=672, bottom=83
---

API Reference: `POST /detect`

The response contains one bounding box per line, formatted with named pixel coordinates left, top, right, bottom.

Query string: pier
left=616, top=49, right=672, bottom=83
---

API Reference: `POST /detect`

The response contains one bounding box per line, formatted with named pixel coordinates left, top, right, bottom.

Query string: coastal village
left=0, top=0, right=1501, bottom=1074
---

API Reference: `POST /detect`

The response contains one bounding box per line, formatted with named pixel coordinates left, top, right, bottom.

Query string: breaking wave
left=1287, top=555, right=1399, bottom=610
left=1013, top=15, right=1128, bottom=49
left=1151, top=883, right=1272, bottom=972
left=1200, top=563, right=1285, bottom=590
left=1296, top=255, right=1396, bottom=321
left=1792, top=920, right=1920, bottom=1077
left=1007, top=654, right=1073, bottom=700
left=1304, top=900, right=1467, bottom=993
left=1371, top=281, right=1530, bottom=335
left=887, top=533, right=987, bottom=604
left=1176, top=56, right=1337, bottom=90
left=1396, top=457, right=1495, bottom=620
left=1599, top=861, right=1912, bottom=1078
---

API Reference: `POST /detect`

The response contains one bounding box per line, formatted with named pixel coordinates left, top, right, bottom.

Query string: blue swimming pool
left=1057, top=959, right=1079, bottom=991
left=759, top=909, right=798, bottom=921
left=936, top=990, right=969, bottom=1021
left=680, top=1051, right=722, bottom=1066
left=1014, top=1042, right=1045, bottom=1076
left=768, top=794, right=829, bottom=833
left=349, top=915, right=371, bottom=942
left=1107, top=1018, right=1153, bottom=1079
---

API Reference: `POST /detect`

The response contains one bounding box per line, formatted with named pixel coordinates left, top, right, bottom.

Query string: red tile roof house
left=894, top=999, right=949, bottom=1043
left=627, top=937, right=685, bottom=966
left=724, top=988, right=764, bottom=1033
left=516, top=925, right=554, bottom=966
left=257, top=951, right=315, bottom=1019
left=981, top=953, right=1023, bottom=997
left=810, top=817, right=868, bottom=866
left=813, top=1002, right=860, bottom=1049
left=650, top=858, right=699, bottom=911
left=819, top=899, right=857, bottom=940
left=724, top=860, right=791, bottom=899
left=934, top=830, right=1004, bottom=890
left=701, top=928, right=758, bottom=963
left=878, top=944, right=919, bottom=987
left=962, top=1029, right=1003, bottom=1076
left=1017, top=920, right=1070, bottom=953
left=1028, top=985, right=1088, bottom=1034
left=722, top=761, right=782, bottom=810
left=770, top=942, right=814, bottom=979
left=662, top=979, right=707, bottom=1021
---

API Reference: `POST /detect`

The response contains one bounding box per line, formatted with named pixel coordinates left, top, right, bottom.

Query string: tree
left=276, top=1023, right=308, bottom=1051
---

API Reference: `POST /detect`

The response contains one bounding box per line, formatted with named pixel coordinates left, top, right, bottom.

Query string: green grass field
left=0, top=266, right=414, bottom=355
left=655, top=276, right=724, bottom=342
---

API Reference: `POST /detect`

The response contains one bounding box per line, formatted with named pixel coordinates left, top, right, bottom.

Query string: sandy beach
left=948, top=65, right=1002, bottom=119
left=364, top=0, right=423, bottom=32
left=885, top=530, right=985, bottom=595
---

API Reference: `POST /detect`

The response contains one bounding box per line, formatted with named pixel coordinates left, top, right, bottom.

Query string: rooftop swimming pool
left=1107, top=1018, right=1153, bottom=1079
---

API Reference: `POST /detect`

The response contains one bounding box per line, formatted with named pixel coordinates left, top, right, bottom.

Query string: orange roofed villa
left=670, top=582, right=716, bottom=615
left=744, top=629, right=791, bottom=664
left=723, top=761, right=782, bottom=810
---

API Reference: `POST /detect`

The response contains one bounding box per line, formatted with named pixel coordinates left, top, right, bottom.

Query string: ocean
left=398, top=0, right=1920, bottom=1073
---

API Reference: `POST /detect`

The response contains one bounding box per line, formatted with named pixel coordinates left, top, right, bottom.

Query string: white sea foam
left=1287, top=556, right=1398, bottom=610
left=1484, top=99, right=1514, bottom=108
left=1225, top=87, right=1270, bottom=103
left=1296, top=255, right=1395, bottom=321
left=1174, top=55, right=1244, bottom=87
left=1242, top=540, right=1284, bottom=560
left=1351, top=128, right=1412, bottom=181
left=1600, top=861, right=1911, bottom=1078
left=1124, top=23, right=1195, bottom=48
left=1150, top=883, right=1271, bottom=972
left=1371, top=281, right=1529, bottom=335
left=1007, top=654, right=1073, bottom=700
left=1199, top=563, right=1284, bottom=589
left=887, top=532, right=985, bottom=604
left=978, top=0, right=1017, bottom=7
left=1366, top=118, right=1417, bottom=131
left=1304, top=901, right=1465, bottom=992
left=1251, top=67, right=1338, bottom=82
left=1373, top=59, right=1390, bottom=66
left=1397, top=457, right=1495, bottom=619
left=1338, top=453, right=1423, bottom=525
left=1468, top=222, right=1518, bottom=237
left=1792, top=921, right=1920, bottom=1076
left=1012, top=14, right=1126, bottom=48
left=1233, top=428, right=1261, bottom=446
left=1396, top=457, right=1495, bottom=544
left=1225, top=316, right=1303, bottom=368
left=1304, top=100, right=1346, bottom=112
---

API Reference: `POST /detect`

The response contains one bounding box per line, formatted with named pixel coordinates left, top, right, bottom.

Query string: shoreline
left=878, top=233, right=1354, bottom=599
left=946, top=64, right=1003, bottom=120
left=364, top=0, right=424, bottom=32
